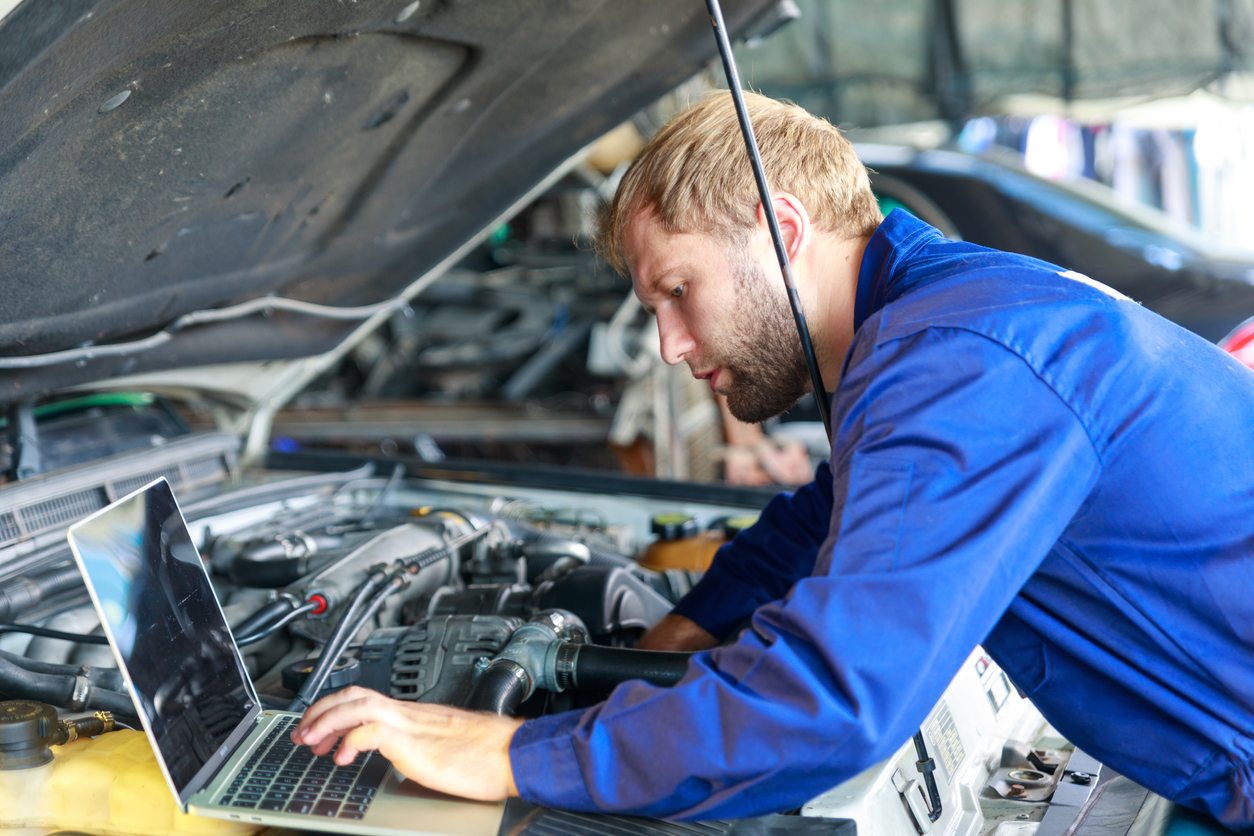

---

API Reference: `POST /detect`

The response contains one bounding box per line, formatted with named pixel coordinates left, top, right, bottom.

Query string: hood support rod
left=703, top=0, right=831, bottom=437
left=702, top=2, right=942, bottom=824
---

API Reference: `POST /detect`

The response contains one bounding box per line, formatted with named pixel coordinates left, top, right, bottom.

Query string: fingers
left=336, top=721, right=386, bottom=765
left=293, top=686, right=397, bottom=748
left=288, top=691, right=525, bottom=802
left=293, top=686, right=372, bottom=732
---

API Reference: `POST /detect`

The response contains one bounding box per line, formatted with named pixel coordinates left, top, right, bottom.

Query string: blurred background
left=248, top=0, right=1254, bottom=488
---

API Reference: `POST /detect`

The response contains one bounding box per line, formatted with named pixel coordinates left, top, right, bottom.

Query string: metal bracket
left=6, top=400, right=40, bottom=482
left=893, top=768, right=934, bottom=834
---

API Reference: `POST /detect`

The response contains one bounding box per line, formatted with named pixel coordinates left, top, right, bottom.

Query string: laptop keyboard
left=218, top=716, right=388, bottom=820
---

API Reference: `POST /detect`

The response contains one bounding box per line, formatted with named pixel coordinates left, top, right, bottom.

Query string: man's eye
left=670, top=284, right=685, bottom=298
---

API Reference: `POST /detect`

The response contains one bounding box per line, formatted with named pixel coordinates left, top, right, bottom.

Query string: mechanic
left=293, top=92, right=1254, bottom=830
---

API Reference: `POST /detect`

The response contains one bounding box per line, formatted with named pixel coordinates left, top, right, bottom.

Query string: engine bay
left=0, top=449, right=732, bottom=726
left=0, top=429, right=1149, bottom=836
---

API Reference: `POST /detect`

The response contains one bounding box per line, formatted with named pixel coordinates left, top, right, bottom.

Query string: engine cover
left=532, top=565, right=671, bottom=640
left=356, top=615, right=521, bottom=705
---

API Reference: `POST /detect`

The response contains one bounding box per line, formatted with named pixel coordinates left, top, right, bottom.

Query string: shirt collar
left=853, top=208, right=944, bottom=333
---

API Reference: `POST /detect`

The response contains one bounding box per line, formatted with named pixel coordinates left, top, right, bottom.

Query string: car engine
left=0, top=426, right=1128, bottom=836
left=0, top=445, right=709, bottom=723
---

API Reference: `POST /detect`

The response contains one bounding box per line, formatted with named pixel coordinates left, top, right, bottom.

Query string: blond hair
left=596, top=91, right=882, bottom=276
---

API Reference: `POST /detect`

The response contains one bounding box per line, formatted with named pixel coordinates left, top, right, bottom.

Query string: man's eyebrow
left=638, top=266, right=684, bottom=316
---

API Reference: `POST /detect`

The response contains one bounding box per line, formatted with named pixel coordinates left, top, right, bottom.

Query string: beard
left=714, top=252, right=813, bottom=424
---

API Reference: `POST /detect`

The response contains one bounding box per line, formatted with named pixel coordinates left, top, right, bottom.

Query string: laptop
left=67, top=478, right=506, bottom=836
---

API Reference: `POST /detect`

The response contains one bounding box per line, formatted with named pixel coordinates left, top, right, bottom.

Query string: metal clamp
left=68, top=675, right=91, bottom=711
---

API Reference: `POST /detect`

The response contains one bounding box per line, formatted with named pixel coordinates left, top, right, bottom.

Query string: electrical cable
left=704, top=0, right=832, bottom=438
left=236, top=600, right=319, bottom=646
left=0, top=622, right=108, bottom=645
left=287, top=521, right=489, bottom=712
left=913, top=731, right=944, bottom=822
left=232, top=599, right=299, bottom=639
left=0, top=294, right=409, bottom=369
left=287, top=575, right=405, bottom=712
left=285, top=573, right=389, bottom=713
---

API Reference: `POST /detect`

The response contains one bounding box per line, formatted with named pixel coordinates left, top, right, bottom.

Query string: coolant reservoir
left=638, top=513, right=726, bottom=572
left=0, top=726, right=258, bottom=836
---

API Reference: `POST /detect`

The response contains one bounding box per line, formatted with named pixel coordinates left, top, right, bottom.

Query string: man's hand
left=291, top=686, right=523, bottom=801
left=636, top=613, right=719, bottom=651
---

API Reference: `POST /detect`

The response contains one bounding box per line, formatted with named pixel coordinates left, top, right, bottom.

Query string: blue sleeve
left=671, top=461, right=835, bottom=640
left=510, top=328, right=1102, bottom=819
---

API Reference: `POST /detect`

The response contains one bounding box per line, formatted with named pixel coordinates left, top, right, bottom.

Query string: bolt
left=98, top=89, right=131, bottom=113
left=1070, top=772, right=1093, bottom=785
left=395, top=0, right=420, bottom=22
left=1017, top=814, right=1031, bottom=820
left=1007, top=784, right=1027, bottom=798
left=473, top=657, right=491, bottom=675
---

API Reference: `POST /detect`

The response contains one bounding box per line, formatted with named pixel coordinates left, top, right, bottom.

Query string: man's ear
left=756, top=192, right=811, bottom=263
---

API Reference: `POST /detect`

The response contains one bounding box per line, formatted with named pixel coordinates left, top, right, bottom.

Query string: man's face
left=624, top=211, right=810, bottom=423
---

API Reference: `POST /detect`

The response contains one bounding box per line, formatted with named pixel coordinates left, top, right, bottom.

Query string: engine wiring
left=235, top=599, right=321, bottom=647
left=286, top=521, right=497, bottom=712
left=0, top=622, right=109, bottom=645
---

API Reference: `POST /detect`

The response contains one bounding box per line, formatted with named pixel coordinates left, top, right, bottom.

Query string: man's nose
left=655, top=310, right=694, bottom=366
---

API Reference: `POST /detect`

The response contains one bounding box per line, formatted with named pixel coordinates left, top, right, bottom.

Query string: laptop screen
left=68, top=479, right=258, bottom=803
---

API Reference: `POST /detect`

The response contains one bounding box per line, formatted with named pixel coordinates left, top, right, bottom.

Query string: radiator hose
left=463, top=661, right=531, bottom=715
left=552, top=644, right=692, bottom=693
left=464, top=610, right=693, bottom=715
left=0, top=650, right=125, bottom=692
left=229, top=533, right=344, bottom=588
left=0, top=655, right=134, bottom=714
left=0, top=565, right=84, bottom=621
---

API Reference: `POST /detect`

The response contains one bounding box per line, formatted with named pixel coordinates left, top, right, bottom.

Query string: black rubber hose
left=230, top=558, right=307, bottom=589
left=233, top=599, right=296, bottom=640
left=0, top=655, right=133, bottom=713
left=229, top=535, right=342, bottom=588
left=84, top=687, right=136, bottom=716
left=464, top=662, right=530, bottom=715
left=93, top=667, right=125, bottom=692
left=0, top=654, right=74, bottom=704
left=0, top=649, right=79, bottom=676
left=0, top=565, right=84, bottom=621
left=0, top=649, right=124, bottom=690
left=534, top=534, right=635, bottom=569
left=559, top=645, right=693, bottom=692
left=0, top=622, right=108, bottom=645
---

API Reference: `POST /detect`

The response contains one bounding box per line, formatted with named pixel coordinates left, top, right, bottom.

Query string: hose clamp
left=278, top=591, right=304, bottom=609
left=69, top=675, right=91, bottom=711
left=487, top=659, right=532, bottom=700
left=554, top=642, right=580, bottom=692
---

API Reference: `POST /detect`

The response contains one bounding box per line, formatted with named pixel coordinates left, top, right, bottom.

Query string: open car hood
left=0, top=0, right=777, bottom=405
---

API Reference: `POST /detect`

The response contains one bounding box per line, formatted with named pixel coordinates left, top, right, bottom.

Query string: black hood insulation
left=0, top=0, right=776, bottom=403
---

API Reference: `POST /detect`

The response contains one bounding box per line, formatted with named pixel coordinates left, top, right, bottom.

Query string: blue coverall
left=511, top=210, right=1254, bottom=831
